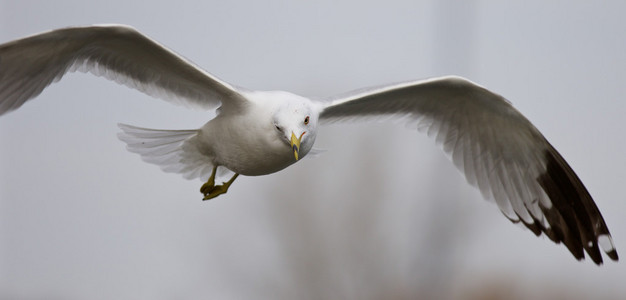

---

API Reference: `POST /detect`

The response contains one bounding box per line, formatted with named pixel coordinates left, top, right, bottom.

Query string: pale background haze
left=1, top=1, right=625, bottom=299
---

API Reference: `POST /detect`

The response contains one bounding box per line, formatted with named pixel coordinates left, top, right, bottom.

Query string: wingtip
left=588, top=252, right=618, bottom=266
left=607, top=250, right=619, bottom=261
left=598, top=234, right=619, bottom=261
left=536, top=148, right=620, bottom=265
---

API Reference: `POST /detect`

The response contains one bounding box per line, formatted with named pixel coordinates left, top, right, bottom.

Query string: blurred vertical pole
left=411, top=0, right=478, bottom=298
left=430, top=0, right=476, bottom=75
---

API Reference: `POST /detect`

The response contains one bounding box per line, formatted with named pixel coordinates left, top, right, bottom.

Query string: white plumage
left=0, top=24, right=617, bottom=264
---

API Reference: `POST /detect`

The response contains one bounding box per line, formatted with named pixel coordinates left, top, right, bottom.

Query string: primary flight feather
left=0, top=25, right=617, bottom=264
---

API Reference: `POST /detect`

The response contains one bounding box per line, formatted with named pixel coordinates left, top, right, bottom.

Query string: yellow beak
left=290, top=132, right=305, bottom=161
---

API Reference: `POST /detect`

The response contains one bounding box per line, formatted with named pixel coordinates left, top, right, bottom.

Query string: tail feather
left=117, top=123, right=216, bottom=180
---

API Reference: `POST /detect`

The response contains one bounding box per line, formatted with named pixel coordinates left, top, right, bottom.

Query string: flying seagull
left=0, top=25, right=618, bottom=264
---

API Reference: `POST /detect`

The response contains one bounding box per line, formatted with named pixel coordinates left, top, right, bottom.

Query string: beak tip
left=291, top=132, right=303, bottom=161
left=293, top=145, right=299, bottom=161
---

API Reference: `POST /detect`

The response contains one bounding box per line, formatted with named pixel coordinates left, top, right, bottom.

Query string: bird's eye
left=304, top=116, right=310, bottom=125
left=275, top=124, right=282, bottom=132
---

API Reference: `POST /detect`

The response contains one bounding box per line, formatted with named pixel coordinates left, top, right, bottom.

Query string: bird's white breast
left=195, top=103, right=296, bottom=176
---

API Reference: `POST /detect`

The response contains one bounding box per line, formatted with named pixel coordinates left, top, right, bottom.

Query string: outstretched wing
left=320, top=76, right=618, bottom=264
left=0, top=24, right=246, bottom=115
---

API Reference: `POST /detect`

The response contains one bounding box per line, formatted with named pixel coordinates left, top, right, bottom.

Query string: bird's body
left=195, top=90, right=317, bottom=176
left=0, top=24, right=618, bottom=264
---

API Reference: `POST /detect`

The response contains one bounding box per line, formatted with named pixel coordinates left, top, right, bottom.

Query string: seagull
left=0, top=24, right=618, bottom=264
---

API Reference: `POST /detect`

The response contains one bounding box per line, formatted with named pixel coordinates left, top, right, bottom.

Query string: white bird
left=0, top=25, right=618, bottom=264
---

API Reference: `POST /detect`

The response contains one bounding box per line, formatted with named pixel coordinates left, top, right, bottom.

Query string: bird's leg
left=202, top=171, right=240, bottom=201
left=200, top=165, right=218, bottom=196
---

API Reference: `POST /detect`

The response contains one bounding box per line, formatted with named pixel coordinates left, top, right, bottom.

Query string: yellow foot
left=202, top=184, right=229, bottom=200
left=200, top=165, right=219, bottom=199
left=201, top=172, right=239, bottom=201
left=200, top=179, right=216, bottom=196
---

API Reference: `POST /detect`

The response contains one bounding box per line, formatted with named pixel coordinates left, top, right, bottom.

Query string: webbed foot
left=202, top=183, right=230, bottom=200
left=200, top=167, right=239, bottom=200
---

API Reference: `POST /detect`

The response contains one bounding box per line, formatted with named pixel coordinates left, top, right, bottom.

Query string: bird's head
left=271, top=93, right=319, bottom=161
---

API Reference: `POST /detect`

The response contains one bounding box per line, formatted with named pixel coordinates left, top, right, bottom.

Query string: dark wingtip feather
left=607, top=250, right=619, bottom=261
left=536, top=148, right=617, bottom=265
left=515, top=213, right=542, bottom=237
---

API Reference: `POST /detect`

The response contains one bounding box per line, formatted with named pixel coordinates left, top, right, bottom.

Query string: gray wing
left=0, top=24, right=246, bottom=115
left=320, top=76, right=618, bottom=264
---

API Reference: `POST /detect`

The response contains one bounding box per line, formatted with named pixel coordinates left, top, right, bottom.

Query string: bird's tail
left=117, top=123, right=216, bottom=181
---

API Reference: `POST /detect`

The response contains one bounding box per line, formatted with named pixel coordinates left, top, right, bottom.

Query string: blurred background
left=1, top=1, right=625, bottom=299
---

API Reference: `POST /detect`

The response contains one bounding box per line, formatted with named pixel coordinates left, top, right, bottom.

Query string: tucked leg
left=200, top=165, right=218, bottom=196
left=201, top=169, right=240, bottom=200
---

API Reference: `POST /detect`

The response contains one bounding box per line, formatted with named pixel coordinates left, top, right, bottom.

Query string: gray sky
left=1, top=1, right=625, bottom=299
